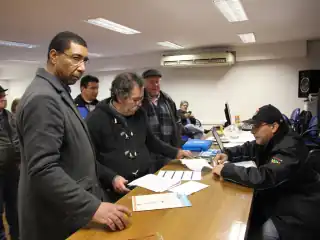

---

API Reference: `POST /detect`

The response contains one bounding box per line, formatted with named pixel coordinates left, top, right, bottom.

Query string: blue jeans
left=0, top=168, right=19, bottom=240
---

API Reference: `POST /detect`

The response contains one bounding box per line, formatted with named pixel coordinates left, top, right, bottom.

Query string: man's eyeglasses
left=61, top=52, right=89, bottom=66
left=251, top=123, right=270, bottom=133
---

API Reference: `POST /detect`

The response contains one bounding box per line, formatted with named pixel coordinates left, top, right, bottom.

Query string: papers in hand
left=169, top=181, right=209, bottom=196
left=158, top=170, right=202, bottom=181
left=181, top=159, right=213, bottom=171
left=128, top=174, right=180, bottom=192
left=132, top=193, right=192, bottom=212
left=233, top=161, right=257, bottom=168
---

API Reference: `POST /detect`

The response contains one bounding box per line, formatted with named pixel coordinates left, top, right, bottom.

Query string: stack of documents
left=158, top=170, right=202, bottom=181
left=181, top=159, right=213, bottom=171
left=132, top=193, right=192, bottom=212
left=128, top=174, right=181, bottom=192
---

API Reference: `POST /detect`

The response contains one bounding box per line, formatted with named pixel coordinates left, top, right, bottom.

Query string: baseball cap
left=142, top=69, right=162, bottom=79
left=244, top=104, right=284, bottom=126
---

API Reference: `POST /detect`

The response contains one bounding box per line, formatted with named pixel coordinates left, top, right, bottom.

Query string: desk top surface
left=68, top=160, right=253, bottom=240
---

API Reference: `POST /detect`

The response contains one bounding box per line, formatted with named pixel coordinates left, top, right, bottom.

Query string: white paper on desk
left=226, top=131, right=255, bottom=143
left=224, top=142, right=242, bottom=148
left=191, top=171, right=202, bottom=180
left=158, top=171, right=202, bottom=181
left=128, top=174, right=181, bottom=192
left=132, top=192, right=192, bottom=212
left=163, top=170, right=174, bottom=179
left=172, top=171, right=184, bottom=181
left=233, top=161, right=257, bottom=168
left=158, top=170, right=166, bottom=177
left=181, top=159, right=213, bottom=171
left=169, top=181, right=209, bottom=196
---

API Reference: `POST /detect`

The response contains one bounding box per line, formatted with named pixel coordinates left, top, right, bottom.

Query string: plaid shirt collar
left=148, top=94, right=160, bottom=106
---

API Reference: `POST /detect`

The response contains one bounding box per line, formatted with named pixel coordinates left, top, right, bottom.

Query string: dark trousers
left=0, top=168, right=19, bottom=240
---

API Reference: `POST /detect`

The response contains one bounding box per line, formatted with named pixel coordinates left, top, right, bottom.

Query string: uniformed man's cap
left=244, top=104, right=284, bottom=126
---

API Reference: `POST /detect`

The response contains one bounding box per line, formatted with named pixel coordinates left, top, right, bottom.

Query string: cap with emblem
left=0, top=86, right=8, bottom=95
left=244, top=104, right=284, bottom=126
left=142, top=69, right=162, bottom=79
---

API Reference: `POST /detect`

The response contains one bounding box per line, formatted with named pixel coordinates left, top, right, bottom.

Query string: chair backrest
left=298, top=110, right=313, bottom=134
left=282, top=114, right=291, bottom=127
left=307, top=149, right=320, bottom=173
left=290, top=108, right=300, bottom=121
left=308, top=116, right=318, bottom=137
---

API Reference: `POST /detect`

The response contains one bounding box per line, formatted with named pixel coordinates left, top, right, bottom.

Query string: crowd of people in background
left=0, top=31, right=319, bottom=240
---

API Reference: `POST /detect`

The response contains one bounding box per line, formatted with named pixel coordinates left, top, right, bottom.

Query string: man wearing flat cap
left=212, top=104, right=320, bottom=240
left=0, top=86, right=20, bottom=240
left=141, top=69, right=182, bottom=172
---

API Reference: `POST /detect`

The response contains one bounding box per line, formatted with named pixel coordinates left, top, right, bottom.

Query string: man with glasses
left=212, top=104, right=320, bottom=240
left=15, top=31, right=131, bottom=240
left=74, top=75, right=99, bottom=119
left=86, top=72, right=192, bottom=202
left=0, top=86, right=20, bottom=240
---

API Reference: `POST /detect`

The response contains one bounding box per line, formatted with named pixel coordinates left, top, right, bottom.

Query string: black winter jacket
left=86, top=98, right=178, bottom=191
left=222, top=127, right=320, bottom=239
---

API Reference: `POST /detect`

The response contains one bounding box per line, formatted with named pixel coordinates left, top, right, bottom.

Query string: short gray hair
left=180, top=100, right=189, bottom=107
left=110, top=72, right=144, bottom=102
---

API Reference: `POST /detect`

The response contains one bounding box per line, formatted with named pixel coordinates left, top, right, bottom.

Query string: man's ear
left=49, top=49, right=58, bottom=65
left=271, top=123, right=280, bottom=133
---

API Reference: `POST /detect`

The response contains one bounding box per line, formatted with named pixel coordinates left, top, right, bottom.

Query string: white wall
left=3, top=40, right=319, bottom=122
left=0, top=80, right=9, bottom=90
left=69, top=57, right=309, bottom=125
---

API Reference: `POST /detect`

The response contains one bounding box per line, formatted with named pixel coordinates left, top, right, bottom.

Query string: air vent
left=161, top=52, right=235, bottom=67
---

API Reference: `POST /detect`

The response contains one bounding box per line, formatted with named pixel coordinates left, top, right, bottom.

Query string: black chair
left=301, top=119, right=320, bottom=150
left=307, top=149, right=320, bottom=174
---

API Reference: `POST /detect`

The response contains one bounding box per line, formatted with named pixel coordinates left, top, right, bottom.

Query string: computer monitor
left=224, top=102, right=232, bottom=127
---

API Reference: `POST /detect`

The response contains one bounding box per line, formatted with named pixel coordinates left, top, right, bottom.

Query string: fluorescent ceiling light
left=85, top=18, right=140, bottom=35
left=157, top=41, right=184, bottom=49
left=238, top=33, right=256, bottom=43
left=88, top=52, right=103, bottom=58
left=0, top=40, right=38, bottom=48
left=213, top=0, right=248, bottom=22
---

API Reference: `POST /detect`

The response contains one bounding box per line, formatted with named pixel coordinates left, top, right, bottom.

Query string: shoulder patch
left=271, top=156, right=282, bottom=164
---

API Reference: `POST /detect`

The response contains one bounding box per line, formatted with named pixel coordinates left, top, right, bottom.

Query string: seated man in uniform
left=86, top=72, right=192, bottom=202
left=212, top=104, right=320, bottom=240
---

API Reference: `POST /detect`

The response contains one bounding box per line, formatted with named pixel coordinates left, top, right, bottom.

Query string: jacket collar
left=263, top=123, right=289, bottom=152
left=74, top=94, right=99, bottom=107
left=36, top=68, right=71, bottom=94
left=35, top=68, right=88, bottom=133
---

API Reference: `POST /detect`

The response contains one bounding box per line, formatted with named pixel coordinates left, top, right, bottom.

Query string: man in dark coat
left=141, top=69, right=182, bottom=171
left=16, top=31, right=131, bottom=240
left=212, top=104, right=320, bottom=240
left=0, top=86, right=20, bottom=240
left=86, top=72, right=192, bottom=202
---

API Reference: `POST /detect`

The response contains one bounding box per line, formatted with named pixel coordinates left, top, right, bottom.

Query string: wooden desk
left=68, top=160, right=253, bottom=240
